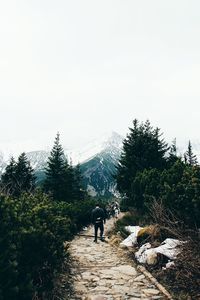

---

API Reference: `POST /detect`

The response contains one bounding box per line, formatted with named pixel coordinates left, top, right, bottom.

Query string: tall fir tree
left=1, top=157, right=16, bottom=195
left=15, top=152, right=36, bottom=196
left=116, top=119, right=169, bottom=199
left=184, top=140, right=198, bottom=166
left=1, top=153, right=35, bottom=197
left=73, top=164, right=85, bottom=200
left=167, top=138, right=180, bottom=167
left=169, top=138, right=177, bottom=156
left=65, top=160, right=75, bottom=200
left=44, top=133, right=71, bottom=201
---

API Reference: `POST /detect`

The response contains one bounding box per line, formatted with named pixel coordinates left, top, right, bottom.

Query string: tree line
left=116, top=119, right=200, bottom=228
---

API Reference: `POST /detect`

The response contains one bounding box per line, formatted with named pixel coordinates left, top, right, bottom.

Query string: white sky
left=0, top=0, right=200, bottom=155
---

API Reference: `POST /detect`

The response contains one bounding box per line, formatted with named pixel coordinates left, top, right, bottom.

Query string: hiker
left=91, top=203, right=106, bottom=242
left=114, top=206, right=119, bottom=218
left=113, top=201, right=120, bottom=218
left=111, top=201, right=120, bottom=218
left=105, top=205, right=112, bottom=219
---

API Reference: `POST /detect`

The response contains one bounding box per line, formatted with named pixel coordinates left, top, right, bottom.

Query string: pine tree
left=44, top=133, right=70, bottom=201
left=169, top=138, right=177, bottom=156
left=65, top=161, right=75, bottom=201
left=1, top=157, right=16, bottom=195
left=73, top=164, right=85, bottom=200
left=15, top=153, right=36, bottom=196
left=1, top=154, right=35, bottom=197
left=184, top=140, right=198, bottom=166
left=116, top=119, right=169, bottom=198
left=167, top=138, right=180, bottom=167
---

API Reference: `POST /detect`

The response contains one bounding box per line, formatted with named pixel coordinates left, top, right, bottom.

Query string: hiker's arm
left=91, top=211, right=94, bottom=224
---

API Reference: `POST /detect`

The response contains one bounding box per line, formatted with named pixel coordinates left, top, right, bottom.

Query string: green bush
left=67, top=199, right=96, bottom=230
left=125, top=160, right=200, bottom=227
left=0, top=191, right=95, bottom=300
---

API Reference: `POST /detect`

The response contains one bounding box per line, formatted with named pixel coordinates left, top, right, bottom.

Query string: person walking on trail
left=113, top=201, right=120, bottom=219
left=91, top=203, right=106, bottom=243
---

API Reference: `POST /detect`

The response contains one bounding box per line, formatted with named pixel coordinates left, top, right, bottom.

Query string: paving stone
left=92, top=276, right=100, bottom=282
left=134, top=274, right=145, bottom=281
left=99, top=280, right=109, bottom=286
left=143, top=288, right=160, bottom=295
left=127, top=291, right=142, bottom=297
left=87, top=296, right=109, bottom=300
left=135, top=281, right=146, bottom=286
left=112, top=265, right=137, bottom=276
left=114, top=279, right=127, bottom=285
left=113, top=286, right=132, bottom=295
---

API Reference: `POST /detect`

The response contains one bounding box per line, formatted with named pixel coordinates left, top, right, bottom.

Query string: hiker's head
left=96, top=203, right=100, bottom=207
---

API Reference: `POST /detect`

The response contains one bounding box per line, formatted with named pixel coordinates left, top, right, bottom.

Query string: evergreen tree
left=169, top=138, right=177, bottom=157
left=65, top=161, right=75, bottom=201
left=73, top=164, right=85, bottom=200
left=1, top=154, right=35, bottom=197
left=15, top=153, right=36, bottom=196
left=167, top=138, right=180, bottom=167
left=1, top=157, right=16, bottom=195
left=44, top=133, right=70, bottom=201
left=116, top=119, right=169, bottom=199
left=184, top=140, right=198, bottom=166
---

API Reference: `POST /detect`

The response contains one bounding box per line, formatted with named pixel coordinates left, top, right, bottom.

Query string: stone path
left=68, top=215, right=168, bottom=300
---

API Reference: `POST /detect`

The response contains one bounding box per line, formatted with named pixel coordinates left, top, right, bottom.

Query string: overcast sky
left=0, top=0, right=200, bottom=155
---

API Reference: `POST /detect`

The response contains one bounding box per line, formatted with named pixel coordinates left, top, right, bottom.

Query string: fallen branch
left=137, top=265, right=173, bottom=300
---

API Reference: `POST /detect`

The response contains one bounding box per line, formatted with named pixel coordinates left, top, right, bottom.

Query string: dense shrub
left=67, top=199, right=98, bottom=230
left=0, top=192, right=94, bottom=300
left=127, top=161, right=200, bottom=227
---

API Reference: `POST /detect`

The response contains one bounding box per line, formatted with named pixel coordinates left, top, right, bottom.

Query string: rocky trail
left=62, top=215, right=171, bottom=300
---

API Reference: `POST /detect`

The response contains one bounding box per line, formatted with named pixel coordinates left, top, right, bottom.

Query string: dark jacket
left=91, top=206, right=106, bottom=224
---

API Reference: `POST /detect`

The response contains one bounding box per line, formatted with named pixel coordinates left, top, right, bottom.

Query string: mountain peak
left=104, top=131, right=123, bottom=148
left=68, top=131, right=124, bottom=164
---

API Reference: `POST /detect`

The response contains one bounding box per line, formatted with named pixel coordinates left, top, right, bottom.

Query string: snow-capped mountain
left=79, top=132, right=123, bottom=197
left=38, top=131, right=123, bottom=196
left=67, top=131, right=123, bottom=165
left=26, top=150, right=50, bottom=170
left=0, top=132, right=124, bottom=197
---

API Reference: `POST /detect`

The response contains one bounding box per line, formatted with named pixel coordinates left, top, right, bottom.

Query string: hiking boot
left=93, top=239, right=97, bottom=243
